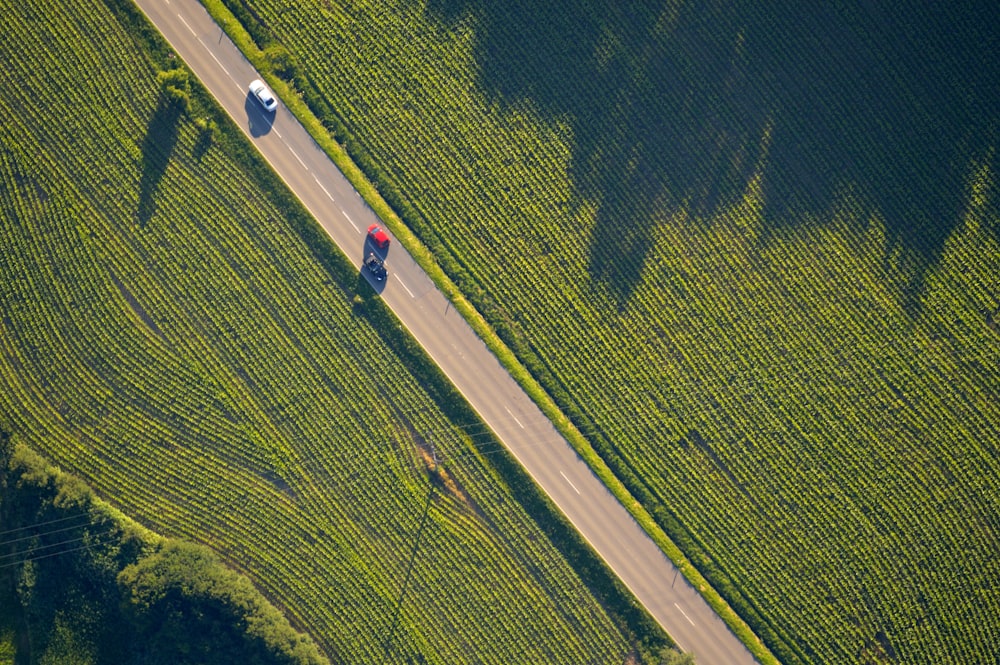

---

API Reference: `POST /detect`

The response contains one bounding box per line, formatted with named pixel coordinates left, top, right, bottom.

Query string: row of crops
left=0, top=0, right=638, bottom=662
left=227, top=0, right=1000, bottom=661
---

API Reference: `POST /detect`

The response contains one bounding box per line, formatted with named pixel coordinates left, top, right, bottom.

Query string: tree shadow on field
left=137, top=97, right=184, bottom=227
left=425, top=0, right=999, bottom=309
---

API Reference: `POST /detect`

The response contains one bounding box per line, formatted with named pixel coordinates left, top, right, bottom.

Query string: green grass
left=202, top=0, right=1000, bottom=662
left=0, top=0, right=648, bottom=662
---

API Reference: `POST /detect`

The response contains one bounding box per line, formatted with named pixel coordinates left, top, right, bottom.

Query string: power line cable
left=0, top=534, right=116, bottom=571
left=0, top=511, right=89, bottom=538
left=0, top=524, right=117, bottom=562
left=0, top=519, right=103, bottom=549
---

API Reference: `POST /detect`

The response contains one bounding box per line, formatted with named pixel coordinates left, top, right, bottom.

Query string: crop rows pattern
left=239, top=0, right=1000, bottom=661
left=0, top=0, right=632, bottom=663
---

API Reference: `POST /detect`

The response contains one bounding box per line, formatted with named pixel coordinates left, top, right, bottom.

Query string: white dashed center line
left=504, top=406, right=525, bottom=429
left=674, top=603, right=696, bottom=626
left=394, top=275, right=414, bottom=298
left=177, top=14, right=196, bottom=36
left=342, top=211, right=359, bottom=233
left=560, top=471, right=581, bottom=494
left=198, top=38, right=233, bottom=80
left=313, top=174, right=335, bottom=202
left=287, top=146, right=307, bottom=169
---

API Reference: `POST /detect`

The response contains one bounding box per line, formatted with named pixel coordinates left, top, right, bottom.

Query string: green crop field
left=211, top=0, right=1000, bottom=662
left=0, top=0, right=651, bottom=663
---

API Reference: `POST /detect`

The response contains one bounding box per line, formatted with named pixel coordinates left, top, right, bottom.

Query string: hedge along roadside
left=192, top=1, right=779, bottom=662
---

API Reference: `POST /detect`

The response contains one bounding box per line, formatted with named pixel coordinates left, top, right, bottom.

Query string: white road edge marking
left=342, top=211, right=360, bottom=233
left=560, top=471, right=581, bottom=495
left=394, top=275, right=415, bottom=298
left=177, top=13, right=196, bottom=36
left=313, top=174, right=335, bottom=202
left=504, top=406, right=525, bottom=429
left=674, top=602, right=696, bottom=626
left=288, top=146, right=307, bottom=170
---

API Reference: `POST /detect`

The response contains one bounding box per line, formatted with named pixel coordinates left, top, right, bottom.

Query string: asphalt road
left=131, top=1, right=761, bottom=663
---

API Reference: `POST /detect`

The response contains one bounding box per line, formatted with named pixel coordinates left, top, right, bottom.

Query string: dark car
left=367, top=224, right=390, bottom=251
left=364, top=253, right=387, bottom=281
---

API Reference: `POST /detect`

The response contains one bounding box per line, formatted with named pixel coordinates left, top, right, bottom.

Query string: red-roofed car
left=367, top=224, right=390, bottom=251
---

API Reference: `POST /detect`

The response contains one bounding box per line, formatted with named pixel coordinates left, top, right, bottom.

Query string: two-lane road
left=133, top=1, right=760, bottom=663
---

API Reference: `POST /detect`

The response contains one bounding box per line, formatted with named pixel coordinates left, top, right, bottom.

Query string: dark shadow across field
left=137, top=97, right=184, bottom=227
left=425, top=0, right=999, bottom=308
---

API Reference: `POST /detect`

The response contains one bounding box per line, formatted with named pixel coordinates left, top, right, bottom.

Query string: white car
left=248, top=79, right=277, bottom=113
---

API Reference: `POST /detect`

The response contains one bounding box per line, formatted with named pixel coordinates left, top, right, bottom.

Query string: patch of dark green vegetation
left=0, top=433, right=325, bottom=665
